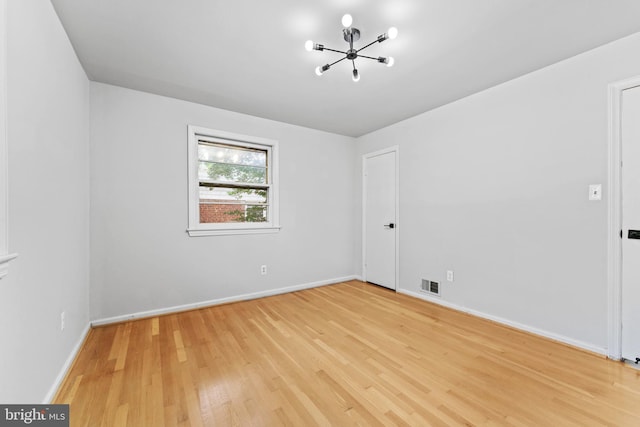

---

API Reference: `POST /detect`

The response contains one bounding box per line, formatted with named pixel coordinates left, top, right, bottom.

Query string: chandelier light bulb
left=316, top=64, right=330, bottom=76
left=388, top=27, right=398, bottom=40
left=305, top=40, right=314, bottom=52
left=342, top=14, right=353, bottom=28
left=386, top=56, right=395, bottom=67
left=352, top=69, right=360, bottom=82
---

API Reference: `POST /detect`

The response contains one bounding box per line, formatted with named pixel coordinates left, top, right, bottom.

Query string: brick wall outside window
left=199, top=201, right=245, bottom=223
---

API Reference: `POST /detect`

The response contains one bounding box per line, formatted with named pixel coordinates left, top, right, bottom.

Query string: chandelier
left=305, top=14, right=398, bottom=82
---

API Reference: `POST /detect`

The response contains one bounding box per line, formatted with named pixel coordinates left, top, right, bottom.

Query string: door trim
left=362, top=146, right=399, bottom=290
left=0, top=0, right=18, bottom=281
left=607, top=76, right=640, bottom=360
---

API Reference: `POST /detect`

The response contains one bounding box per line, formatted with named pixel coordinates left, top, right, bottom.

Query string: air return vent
left=421, top=279, right=440, bottom=296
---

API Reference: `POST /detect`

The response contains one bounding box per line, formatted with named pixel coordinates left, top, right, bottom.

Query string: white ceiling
left=51, top=0, right=640, bottom=137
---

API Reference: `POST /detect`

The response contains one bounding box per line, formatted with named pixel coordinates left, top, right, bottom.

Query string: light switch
left=589, top=184, right=602, bottom=201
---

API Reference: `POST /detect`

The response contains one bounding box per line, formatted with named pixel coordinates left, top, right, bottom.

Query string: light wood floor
left=54, top=281, right=640, bottom=426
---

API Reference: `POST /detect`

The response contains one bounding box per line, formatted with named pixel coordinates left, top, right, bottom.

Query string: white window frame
left=187, top=125, right=280, bottom=236
left=0, top=0, right=18, bottom=279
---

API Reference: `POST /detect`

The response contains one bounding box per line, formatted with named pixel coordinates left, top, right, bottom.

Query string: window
left=187, top=126, right=279, bottom=236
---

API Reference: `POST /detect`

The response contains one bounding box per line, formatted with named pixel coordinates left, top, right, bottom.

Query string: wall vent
left=421, top=279, right=440, bottom=296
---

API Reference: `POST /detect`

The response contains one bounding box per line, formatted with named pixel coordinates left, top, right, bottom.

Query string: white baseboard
left=92, top=275, right=358, bottom=327
left=43, top=322, right=91, bottom=404
left=398, top=289, right=607, bottom=356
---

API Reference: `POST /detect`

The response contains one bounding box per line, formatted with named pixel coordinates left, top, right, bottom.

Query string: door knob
left=384, top=223, right=395, bottom=229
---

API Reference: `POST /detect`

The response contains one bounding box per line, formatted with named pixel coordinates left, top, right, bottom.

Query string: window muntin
left=187, top=126, right=279, bottom=236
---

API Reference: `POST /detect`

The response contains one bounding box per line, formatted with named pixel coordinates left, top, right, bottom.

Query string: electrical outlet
left=446, top=270, right=454, bottom=282
left=260, top=265, right=267, bottom=275
left=61, top=311, right=65, bottom=331
left=589, top=184, right=602, bottom=201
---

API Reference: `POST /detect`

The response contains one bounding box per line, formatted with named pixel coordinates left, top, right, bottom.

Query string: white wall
left=90, top=83, right=356, bottom=321
left=0, top=0, right=90, bottom=403
left=356, top=32, right=640, bottom=353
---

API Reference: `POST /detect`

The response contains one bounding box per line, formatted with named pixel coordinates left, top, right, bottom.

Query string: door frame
left=0, top=0, right=18, bottom=280
left=607, top=76, right=640, bottom=360
left=362, top=146, right=399, bottom=290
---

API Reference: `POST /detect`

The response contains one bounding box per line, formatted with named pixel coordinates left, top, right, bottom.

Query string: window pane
left=199, top=185, right=268, bottom=224
left=198, top=143, right=266, bottom=167
left=198, top=162, right=266, bottom=183
left=199, top=203, right=268, bottom=224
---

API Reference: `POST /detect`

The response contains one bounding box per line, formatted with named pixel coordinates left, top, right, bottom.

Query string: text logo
left=0, top=405, right=68, bottom=426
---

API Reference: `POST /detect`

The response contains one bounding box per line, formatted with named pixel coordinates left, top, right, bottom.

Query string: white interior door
left=621, top=85, right=640, bottom=362
left=364, top=149, right=397, bottom=290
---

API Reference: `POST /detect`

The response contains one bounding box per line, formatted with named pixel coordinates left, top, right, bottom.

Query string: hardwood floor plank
left=112, top=404, right=128, bottom=426
left=54, top=281, right=640, bottom=426
left=152, top=317, right=160, bottom=337
left=114, top=323, right=132, bottom=371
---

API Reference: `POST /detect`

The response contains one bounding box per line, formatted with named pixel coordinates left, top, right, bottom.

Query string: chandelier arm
left=357, top=54, right=381, bottom=61
left=356, top=39, right=379, bottom=53
left=328, top=56, right=349, bottom=68
left=323, top=47, right=348, bottom=55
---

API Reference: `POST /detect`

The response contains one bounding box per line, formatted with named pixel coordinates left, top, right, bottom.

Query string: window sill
left=0, top=253, right=18, bottom=280
left=187, top=226, right=281, bottom=237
